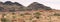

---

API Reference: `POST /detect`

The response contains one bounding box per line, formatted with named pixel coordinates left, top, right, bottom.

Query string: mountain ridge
left=0, top=1, right=52, bottom=12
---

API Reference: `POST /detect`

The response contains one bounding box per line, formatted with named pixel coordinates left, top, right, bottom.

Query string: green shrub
left=1, top=18, right=10, bottom=22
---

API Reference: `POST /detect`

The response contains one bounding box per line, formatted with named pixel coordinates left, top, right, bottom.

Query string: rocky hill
left=0, top=1, right=52, bottom=12
left=27, top=2, right=52, bottom=10
left=0, top=1, right=25, bottom=12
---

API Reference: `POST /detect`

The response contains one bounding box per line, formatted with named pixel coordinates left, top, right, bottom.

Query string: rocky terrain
left=0, top=1, right=52, bottom=12
left=0, top=1, right=60, bottom=22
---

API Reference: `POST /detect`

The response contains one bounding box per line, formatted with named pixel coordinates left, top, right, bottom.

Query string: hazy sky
left=0, top=0, right=60, bottom=10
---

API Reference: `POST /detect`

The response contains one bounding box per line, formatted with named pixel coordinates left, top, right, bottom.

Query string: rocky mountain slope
left=0, top=1, right=52, bottom=12
left=27, top=2, right=52, bottom=10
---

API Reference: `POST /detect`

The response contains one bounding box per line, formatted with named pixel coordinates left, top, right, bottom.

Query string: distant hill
left=0, top=1, right=52, bottom=12
left=27, top=2, right=52, bottom=10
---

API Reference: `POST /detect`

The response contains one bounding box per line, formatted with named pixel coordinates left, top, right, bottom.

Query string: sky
left=0, top=0, right=60, bottom=10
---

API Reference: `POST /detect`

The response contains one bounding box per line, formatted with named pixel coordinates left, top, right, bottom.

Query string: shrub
left=54, top=13, right=60, bottom=16
left=1, top=18, right=10, bottom=22
left=33, top=12, right=41, bottom=19
left=20, top=14, right=24, bottom=16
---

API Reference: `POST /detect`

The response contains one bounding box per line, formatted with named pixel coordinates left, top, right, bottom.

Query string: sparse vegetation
left=24, top=13, right=31, bottom=15
left=44, top=7, right=52, bottom=10
left=32, top=20, right=36, bottom=22
left=1, top=18, right=10, bottom=22
left=54, top=13, right=60, bottom=16
left=20, top=14, right=24, bottom=16
left=18, top=7, right=25, bottom=11
left=12, top=16, right=16, bottom=19
left=0, top=7, right=4, bottom=11
left=9, top=8, right=15, bottom=12
left=12, top=12, right=15, bottom=15
left=33, top=12, right=41, bottom=19
left=2, top=14, right=6, bottom=18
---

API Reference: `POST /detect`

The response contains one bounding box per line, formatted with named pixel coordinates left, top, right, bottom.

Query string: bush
left=54, top=13, right=60, bottom=16
left=20, top=14, right=24, bottom=16
left=12, top=16, right=16, bottom=19
left=33, top=12, right=41, bottom=19
left=1, top=18, right=10, bottom=22
left=34, top=12, right=41, bottom=15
